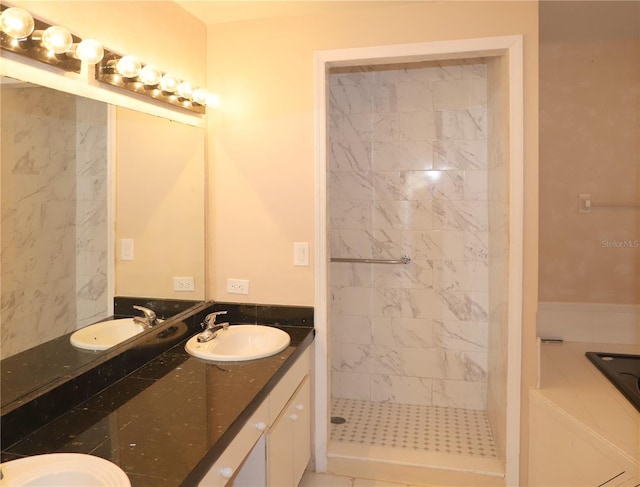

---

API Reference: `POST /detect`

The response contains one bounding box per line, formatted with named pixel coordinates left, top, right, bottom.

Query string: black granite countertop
left=1, top=323, right=314, bottom=486
left=1, top=297, right=204, bottom=414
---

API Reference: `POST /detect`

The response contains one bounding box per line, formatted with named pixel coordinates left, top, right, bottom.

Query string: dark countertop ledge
left=2, top=324, right=315, bottom=486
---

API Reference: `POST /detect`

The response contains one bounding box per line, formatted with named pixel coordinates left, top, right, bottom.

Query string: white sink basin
left=70, top=318, right=158, bottom=351
left=0, top=453, right=130, bottom=486
left=185, top=325, right=290, bottom=361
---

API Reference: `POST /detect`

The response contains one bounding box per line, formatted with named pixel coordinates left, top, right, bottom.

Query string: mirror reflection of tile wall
left=1, top=84, right=108, bottom=359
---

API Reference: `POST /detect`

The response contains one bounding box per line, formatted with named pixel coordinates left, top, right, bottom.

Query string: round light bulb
left=75, top=39, right=104, bottom=64
left=0, top=7, right=34, bottom=39
left=42, top=26, right=73, bottom=54
left=192, top=88, right=208, bottom=106
left=116, top=55, right=141, bottom=78
left=139, top=65, right=162, bottom=86
left=206, top=93, right=220, bottom=109
left=159, top=73, right=179, bottom=93
left=177, top=81, right=194, bottom=100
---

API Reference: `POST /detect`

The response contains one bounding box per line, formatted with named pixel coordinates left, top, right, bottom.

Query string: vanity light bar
left=95, top=49, right=206, bottom=114
left=0, top=4, right=216, bottom=114
left=0, top=5, right=83, bottom=73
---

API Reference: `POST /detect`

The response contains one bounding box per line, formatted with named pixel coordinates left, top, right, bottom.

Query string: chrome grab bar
left=330, top=256, right=411, bottom=265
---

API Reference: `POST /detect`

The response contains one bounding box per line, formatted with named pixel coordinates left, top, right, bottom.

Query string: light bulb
left=206, top=93, right=220, bottom=109
left=159, top=73, right=179, bottom=93
left=177, top=81, right=194, bottom=100
left=192, top=88, right=208, bottom=106
left=0, top=7, right=34, bottom=39
left=139, top=65, right=162, bottom=86
left=116, top=55, right=141, bottom=78
left=75, top=39, right=104, bottom=64
left=42, top=26, right=73, bottom=54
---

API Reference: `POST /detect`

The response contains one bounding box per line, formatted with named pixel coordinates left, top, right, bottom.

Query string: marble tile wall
left=75, top=97, right=109, bottom=328
left=1, top=86, right=108, bottom=359
left=329, top=60, right=490, bottom=410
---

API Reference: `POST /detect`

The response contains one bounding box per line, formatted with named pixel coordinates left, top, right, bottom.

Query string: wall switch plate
left=293, top=242, right=309, bottom=266
left=121, top=239, right=134, bottom=261
left=173, top=277, right=195, bottom=292
left=227, top=278, right=249, bottom=295
left=578, top=192, right=592, bottom=213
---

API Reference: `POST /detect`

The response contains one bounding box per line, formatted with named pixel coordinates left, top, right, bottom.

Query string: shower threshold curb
left=328, top=441, right=504, bottom=477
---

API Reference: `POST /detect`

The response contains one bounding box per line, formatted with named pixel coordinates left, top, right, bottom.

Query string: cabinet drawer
left=269, top=348, right=310, bottom=424
left=198, top=399, right=269, bottom=487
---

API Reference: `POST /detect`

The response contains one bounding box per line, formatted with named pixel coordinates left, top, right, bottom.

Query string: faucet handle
left=133, top=305, right=157, bottom=321
left=203, top=311, right=227, bottom=328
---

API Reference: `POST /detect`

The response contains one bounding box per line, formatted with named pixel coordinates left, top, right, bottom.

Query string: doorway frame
left=313, top=35, right=524, bottom=484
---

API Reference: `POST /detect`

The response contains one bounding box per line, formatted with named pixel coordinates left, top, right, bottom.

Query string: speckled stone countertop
left=1, top=303, right=314, bottom=486
left=1, top=297, right=203, bottom=414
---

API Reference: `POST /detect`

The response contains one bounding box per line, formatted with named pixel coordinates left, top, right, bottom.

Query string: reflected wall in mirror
left=1, top=75, right=205, bottom=403
left=114, top=106, right=206, bottom=300
left=1, top=78, right=110, bottom=359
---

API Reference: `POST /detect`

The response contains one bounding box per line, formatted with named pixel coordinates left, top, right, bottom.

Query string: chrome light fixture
left=96, top=49, right=210, bottom=114
left=0, top=4, right=104, bottom=72
left=1, top=4, right=215, bottom=113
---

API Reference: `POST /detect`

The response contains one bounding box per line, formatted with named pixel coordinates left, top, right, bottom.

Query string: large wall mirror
left=0, top=75, right=206, bottom=410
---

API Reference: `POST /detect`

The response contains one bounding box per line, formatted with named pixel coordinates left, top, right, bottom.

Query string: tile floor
left=330, top=398, right=497, bottom=458
left=299, top=471, right=421, bottom=487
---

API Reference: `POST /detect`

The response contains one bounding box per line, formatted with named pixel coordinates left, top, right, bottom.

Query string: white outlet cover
left=227, top=278, right=249, bottom=294
left=173, top=277, right=195, bottom=292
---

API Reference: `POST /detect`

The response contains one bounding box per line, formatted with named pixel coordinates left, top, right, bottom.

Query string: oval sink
left=185, top=325, right=290, bottom=362
left=0, top=453, right=130, bottom=486
left=70, top=318, right=161, bottom=351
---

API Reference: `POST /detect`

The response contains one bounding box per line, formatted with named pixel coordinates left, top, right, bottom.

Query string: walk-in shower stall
left=316, top=37, right=522, bottom=486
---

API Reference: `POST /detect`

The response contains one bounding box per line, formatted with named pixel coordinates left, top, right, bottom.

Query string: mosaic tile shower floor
left=330, top=398, right=497, bottom=458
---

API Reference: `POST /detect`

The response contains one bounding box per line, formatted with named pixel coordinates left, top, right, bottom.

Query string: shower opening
left=323, top=51, right=513, bottom=485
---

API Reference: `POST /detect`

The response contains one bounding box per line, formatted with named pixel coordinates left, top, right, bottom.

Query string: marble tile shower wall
left=329, top=61, right=489, bottom=410
left=0, top=87, right=108, bottom=359
left=74, top=98, right=109, bottom=328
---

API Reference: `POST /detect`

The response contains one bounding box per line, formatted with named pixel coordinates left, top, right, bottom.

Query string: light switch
left=293, top=242, right=309, bottom=266
left=121, top=239, right=134, bottom=261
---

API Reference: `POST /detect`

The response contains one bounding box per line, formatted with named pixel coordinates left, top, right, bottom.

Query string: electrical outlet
left=173, top=277, right=195, bottom=292
left=227, top=278, right=249, bottom=295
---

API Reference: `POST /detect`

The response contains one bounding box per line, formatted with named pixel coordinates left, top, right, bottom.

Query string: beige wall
left=539, top=1, right=640, bottom=305
left=115, top=107, right=206, bottom=299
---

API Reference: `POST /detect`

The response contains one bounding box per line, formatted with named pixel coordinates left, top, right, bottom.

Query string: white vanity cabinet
left=267, top=376, right=310, bottom=487
left=198, top=347, right=311, bottom=487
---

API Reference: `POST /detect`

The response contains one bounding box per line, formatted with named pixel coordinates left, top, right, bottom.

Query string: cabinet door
left=291, top=377, right=310, bottom=486
left=267, top=375, right=311, bottom=487
left=267, top=404, right=293, bottom=487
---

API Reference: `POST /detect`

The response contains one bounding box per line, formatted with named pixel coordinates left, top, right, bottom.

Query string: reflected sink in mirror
left=70, top=318, right=162, bottom=351
left=0, top=453, right=130, bottom=486
left=185, top=325, right=290, bottom=362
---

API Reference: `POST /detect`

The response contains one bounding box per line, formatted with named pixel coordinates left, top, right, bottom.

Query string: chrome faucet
left=197, top=311, right=229, bottom=342
left=132, top=305, right=158, bottom=328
